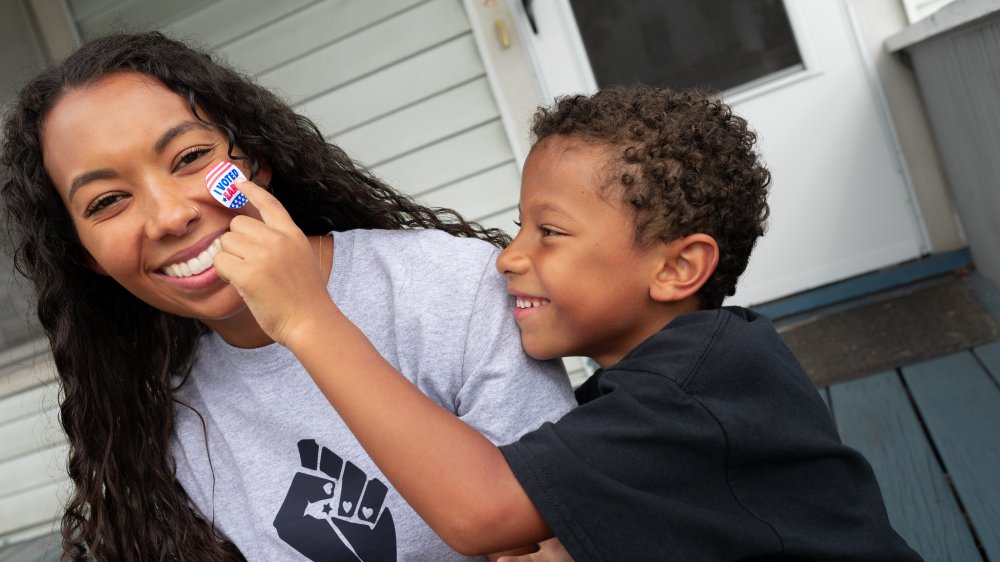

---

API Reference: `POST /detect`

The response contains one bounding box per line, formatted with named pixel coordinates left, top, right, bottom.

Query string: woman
left=1, top=32, right=573, bottom=561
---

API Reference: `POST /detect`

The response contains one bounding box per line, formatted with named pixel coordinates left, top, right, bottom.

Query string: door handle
left=495, top=18, right=511, bottom=48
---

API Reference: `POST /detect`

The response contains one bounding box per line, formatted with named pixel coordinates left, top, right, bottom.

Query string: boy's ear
left=649, top=234, right=719, bottom=303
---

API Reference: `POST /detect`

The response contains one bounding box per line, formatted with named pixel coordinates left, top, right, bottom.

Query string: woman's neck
left=203, top=306, right=275, bottom=349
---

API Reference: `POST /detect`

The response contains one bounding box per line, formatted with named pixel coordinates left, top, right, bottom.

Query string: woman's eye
left=175, top=148, right=210, bottom=170
left=85, top=194, right=124, bottom=217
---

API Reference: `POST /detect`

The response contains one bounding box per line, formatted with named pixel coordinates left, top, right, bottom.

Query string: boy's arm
left=216, top=181, right=564, bottom=553
left=288, top=299, right=553, bottom=555
left=496, top=539, right=574, bottom=562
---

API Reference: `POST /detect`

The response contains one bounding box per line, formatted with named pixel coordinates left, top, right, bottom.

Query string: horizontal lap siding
left=335, top=77, right=499, bottom=166
left=167, top=0, right=519, bottom=228
left=0, top=361, right=67, bottom=542
left=71, top=0, right=214, bottom=39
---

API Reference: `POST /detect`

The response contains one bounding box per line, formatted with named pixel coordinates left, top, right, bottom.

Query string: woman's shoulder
left=334, top=228, right=500, bottom=265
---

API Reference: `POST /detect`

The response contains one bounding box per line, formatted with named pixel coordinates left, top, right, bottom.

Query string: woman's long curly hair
left=1, top=31, right=508, bottom=561
left=531, top=85, right=771, bottom=308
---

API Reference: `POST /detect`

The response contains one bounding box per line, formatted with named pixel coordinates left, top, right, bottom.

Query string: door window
left=569, top=0, right=803, bottom=92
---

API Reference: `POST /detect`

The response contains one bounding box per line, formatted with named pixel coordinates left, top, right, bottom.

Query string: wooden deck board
left=830, top=370, right=980, bottom=560
left=902, top=352, right=1000, bottom=560
left=974, top=340, right=1000, bottom=386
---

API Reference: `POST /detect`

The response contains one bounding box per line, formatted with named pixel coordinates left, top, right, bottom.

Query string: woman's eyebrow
left=69, top=169, right=117, bottom=201
left=153, top=120, right=211, bottom=155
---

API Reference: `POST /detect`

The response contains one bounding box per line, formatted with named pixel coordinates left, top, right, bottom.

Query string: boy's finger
left=227, top=213, right=275, bottom=242
left=218, top=229, right=264, bottom=260
left=234, top=179, right=294, bottom=228
left=212, top=251, right=242, bottom=283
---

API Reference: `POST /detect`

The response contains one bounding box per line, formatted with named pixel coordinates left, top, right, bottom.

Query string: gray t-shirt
left=171, top=229, right=575, bottom=562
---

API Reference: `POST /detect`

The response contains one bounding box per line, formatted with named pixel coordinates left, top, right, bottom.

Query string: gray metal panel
left=906, top=12, right=1000, bottom=288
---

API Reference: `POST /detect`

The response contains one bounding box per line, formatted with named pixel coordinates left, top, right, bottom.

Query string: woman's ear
left=252, top=158, right=273, bottom=188
left=649, top=234, right=719, bottom=303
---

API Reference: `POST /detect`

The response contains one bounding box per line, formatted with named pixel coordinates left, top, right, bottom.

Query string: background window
left=569, top=0, right=803, bottom=92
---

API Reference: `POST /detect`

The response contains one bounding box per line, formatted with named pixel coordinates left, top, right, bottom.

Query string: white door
left=499, top=0, right=928, bottom=306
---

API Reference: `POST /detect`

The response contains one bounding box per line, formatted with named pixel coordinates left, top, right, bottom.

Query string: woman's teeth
left=163, top=238, right=223, bottom=278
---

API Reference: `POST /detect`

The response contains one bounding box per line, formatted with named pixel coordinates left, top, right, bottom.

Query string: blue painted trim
left=752, top=248, right=972, bottom=320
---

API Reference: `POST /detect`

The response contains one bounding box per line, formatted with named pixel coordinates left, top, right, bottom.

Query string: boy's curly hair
left=531, top=85, right=771, bottom=308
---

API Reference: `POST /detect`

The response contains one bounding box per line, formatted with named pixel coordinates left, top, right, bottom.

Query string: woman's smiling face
left=41, top=71, right=268, bottom=325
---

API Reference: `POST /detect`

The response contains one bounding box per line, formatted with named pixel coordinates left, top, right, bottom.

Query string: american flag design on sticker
left=205, top=161, right=248, bottom=209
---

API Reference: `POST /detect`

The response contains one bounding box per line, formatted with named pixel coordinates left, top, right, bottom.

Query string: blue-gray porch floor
left=783, top=261, right=1000, bottom=562
left=822, top=342, right=1000, bottom=561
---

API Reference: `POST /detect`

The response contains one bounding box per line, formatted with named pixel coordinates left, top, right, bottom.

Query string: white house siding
left=0, top=0, right=586, bottom=543
left=0, top=357, right=63, bottom=544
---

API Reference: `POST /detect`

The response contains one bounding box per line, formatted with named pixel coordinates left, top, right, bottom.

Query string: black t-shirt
left=501, top=307, right=921, bottom=561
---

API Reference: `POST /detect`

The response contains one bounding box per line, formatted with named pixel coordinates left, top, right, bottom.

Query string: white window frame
left=506, top=0, right=824, bottom=105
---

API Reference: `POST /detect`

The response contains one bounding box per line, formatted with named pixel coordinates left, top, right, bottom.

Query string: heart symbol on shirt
left=362, top=507, right=374, bottom=519
left=342, top=501, right=353, bottom=513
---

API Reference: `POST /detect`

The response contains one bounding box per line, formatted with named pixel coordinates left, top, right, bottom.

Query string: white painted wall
left=847, top=0, right=965, bottom=254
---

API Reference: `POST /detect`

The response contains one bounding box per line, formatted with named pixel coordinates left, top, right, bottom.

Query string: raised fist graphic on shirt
left=274, top=439, right=397, bottom=561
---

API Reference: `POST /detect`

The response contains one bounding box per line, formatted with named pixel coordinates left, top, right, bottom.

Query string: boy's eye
left=512, top=219, right=522, bottom=227
left=85, top=193, right=125, bottom=217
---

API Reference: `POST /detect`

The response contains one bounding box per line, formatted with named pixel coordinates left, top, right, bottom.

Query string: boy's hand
left=213, top=179, right=332, bottom=346
left=496, top=538, right=573, bottom=562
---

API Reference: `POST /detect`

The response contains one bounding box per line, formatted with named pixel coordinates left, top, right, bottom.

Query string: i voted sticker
left=205, top=161, right=248, bottom=209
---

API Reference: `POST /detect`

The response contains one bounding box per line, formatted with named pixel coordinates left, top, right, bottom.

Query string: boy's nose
left=496, top=238, right=529, bottom=276
left=144, top=195, right=200, bottom=239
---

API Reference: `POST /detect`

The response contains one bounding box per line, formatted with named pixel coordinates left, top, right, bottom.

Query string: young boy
left=232, top=86, right=921, bottom=561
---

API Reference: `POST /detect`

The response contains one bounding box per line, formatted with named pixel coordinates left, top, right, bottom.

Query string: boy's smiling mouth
left=515, top=296, right=549, bottom=309
left=513, top=295, right=550, bottom=321
left=161, top=236, right=223, bottom=278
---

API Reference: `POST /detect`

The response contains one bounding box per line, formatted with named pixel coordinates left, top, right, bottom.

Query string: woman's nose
left=144, top=195, right=200, bottom=240
left=496, top=235, right=529, bottom=276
